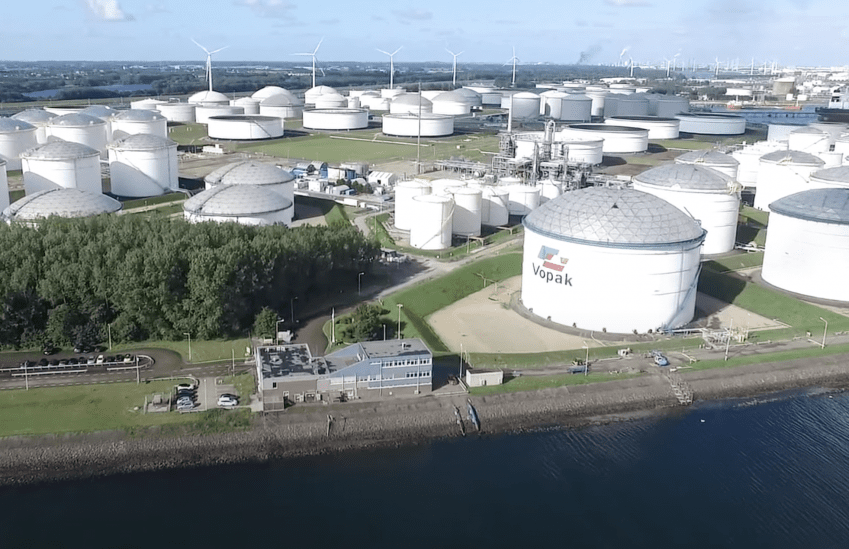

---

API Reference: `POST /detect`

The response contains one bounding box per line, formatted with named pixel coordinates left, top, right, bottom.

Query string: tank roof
left=112, top=109, right=166, bottom=121
left=770, top=188, right=849, bottom=224
left=79, top=106, right=118, bottom=119
left=12, top=109, right=56, bottom=124
left=48, top=113, right=106, bottom=127
left=252, top=86, right=292, bottom=99
left=633, top=164, right=731, bottom=191
left=4, top=188, right=121, bottom=220
left=391, top=94, right=433, bottom=107
left=811, top=166, right=849, bottom=184
left=675, top=149, right=739, bottom=167
left=0, top=118, right=36, bottom=133
left=108, top=133, right=176, bottom=151
left=22, top=139, right=100, bottom=160
left=189, top=90, right=230, bottom=103
left=204, top=160, right=295, bottom=187
left=183, top=185, right=292, bottom=216
left=260, top=94, right=296, bottom=106
left=760, top=149, right=825, bottom=166
left=523, top=186, right=706, bottom=248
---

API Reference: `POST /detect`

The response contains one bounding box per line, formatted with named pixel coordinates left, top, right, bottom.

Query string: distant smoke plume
left=577, top=45, right=602, bottom=65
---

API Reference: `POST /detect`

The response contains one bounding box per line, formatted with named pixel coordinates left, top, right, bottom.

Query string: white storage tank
left=382, top=113, right=454, bottom=137
left=513, top=132, right=546, bottom=159
left=809, top=122, right=849, bottom=146
left=259, top=94, right=303, bottom=119
left=817, top=151, right=844, bottom=168
left=156, top=102, right=196, bottom=123
left=478, top=185, right=509, bottom=226
left=252, top=87, right=299, bottom=102
left=43, top=105, right=87, bottom=116
left=0, top=118, right=39, bottom=170
left=675, top=149, right=739, bottom=181
left=551, top=137, right=605, bottom=165
left=612, top=94, right=649, bottom=117
left=107, top=134, right=179, bottom=197
left=731, top=140, right=789, bottom=187
left=763, top=188, right=849, bottom=301
left=465, top=86, right=501, bottom=106
left=131, top=98, right=167, bottom=110
left=428, top=178, right=465, bottom=197
left=79, top=105, right=117, bottom=141
left=21, top=140, right=101, bottom=195
left=394, top=179, right=432, bottom=231
left=509, top=92, right=541, bottom=119
left=188, top=91, right=230, bottom=105
left=605, top=116, right=680, bottom=139
left=540, top=90, right=566, bottom=116
left=47, top=113, right=109, bottom=156
left=305, top=85, right=340, bottom=106
left=676, top=113, right=746, bottom=135
left=506, top=184, right=541, bottom=215
left=389, top=94, right=433, bottom=115
left=556, top=94, right=592, bottom=122
left=560, top=124, right=648, bottom=154
left=754, top=150, right=825, bottom=210
left=521, top=186, right=706, bottom=333
left=195, top=105, right=244, bottom=125
left=447, top=186, right=482, bottom=237
left=654, top=96, right=690, bottom=118
left=409, top=194, right=454, bottom=250
left=767, top=123, right=800, bottom=143
left=0, top=160, right=7, bottom=212
left=347, top=97, right=361, bottom=109
left=432, top=91, right=472, bottom=115
left=633, top=164, right=740, bottom=255
left=314, top=94, right=349, bottom=109
left=422, top=90, right=445, bottom=102
left=302, top=109, right=369, bottom=130
left=788, top=126, right=830, bottom=153
left=381, top=88, right=405, bottom=100
left=2, top=188, right=120, bottom=223
left=808, top=166, right=849, bottom=190
left=11, top=109, right=56, bottom=145
left=205, top=160, right=295, bottom=204
left=183, top=184, right=294, bottom=226
left=585, top=89, right=609, bottom=118
left=453, top=88, right=482, bottom=107
left=537, top=179, right=562, bottom=204
left=110, top=109, right=168, bottom=139
left=207, top=115, right=284, bottom=140
left=231, top=97, right=261, bottom=115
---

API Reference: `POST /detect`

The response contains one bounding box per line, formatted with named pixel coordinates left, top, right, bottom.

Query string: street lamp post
left=290, top=297, right=298, bottom=325
left=358, top=272, right=364, bottom=295
left=582, top=342, right=589, bottom=376
left=108, top=323, right=112, bottom=350
left=276, top=318, right=284, bottom=346
left=819, top=317, right=828, bottom=349
left=397, top=303, right=403, bottom=340
left=183, top=332, right=192, bottom=362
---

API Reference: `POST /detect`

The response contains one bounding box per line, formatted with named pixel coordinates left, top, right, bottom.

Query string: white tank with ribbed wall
left=551, top=137, right=604, bottom=165
left=12, top=109, right=56, bottom=145
left=382, top=113, right=454, bottom=137
left=302, top=109, right=369, bottom=130
left=0, top=118, right=38, bottom=170
left=477, top=185, right=509, bottom=226
left=521, top=186, right=706, bottom=333
left=108, top=134, right=178, bottom=197
left=409, top=195, right=454, bottom=250
left=731, top=140, right=788, bottom=187
left=156, top=103, right=196, bottom=123
left=611, top=94, right=649, bottom=117
left=510, top=93, right=541, bottom=119
left=207, top=115, right=284, bottom=140
left=632, top=164, right=740, bottom=255
left=754, top=150, right=825, bottom=210
left=506, top=184, right=541, bottom=215
left=605, top=116, right=679, bottom=139
left=47, top=113, right=108, bottom=156
left=556, top=94, right=592, bottom=122
left=183, top=185, right=294, bottom=227
left=560, top=124, right=648, bottom=154
left=763, top=188, right=849, bottom=301
left=231, top=97, right=261, bottom=115
left=21, top=140, right=102, bottom=195
left=110, top=109, right=168, bottom=140
left=195, top=105, right=245, bottom=125
left=394, top=179, right=432, bottom=231
left=676, top=113, right=746, bottom=135
left=537, top=180, right=562, bottom=203
left=448, top=187, right=482, bottom=236
left=654, top=96, right=690, bottom=118
left=788, top=127, right=830, bottom=153
left=675, top=149, right=739, bottom=181
left=204, top=160, right=295, bottom=204
left=0, top=160, right=7, bottom=212
left=585, top=89, right=608, bottom=118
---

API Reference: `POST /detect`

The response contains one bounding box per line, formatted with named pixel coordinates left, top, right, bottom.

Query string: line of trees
left=0, top=216, right=379, bottom=349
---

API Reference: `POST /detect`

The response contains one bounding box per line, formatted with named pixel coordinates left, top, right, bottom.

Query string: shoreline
left=1, top=356, right=848, bottom=487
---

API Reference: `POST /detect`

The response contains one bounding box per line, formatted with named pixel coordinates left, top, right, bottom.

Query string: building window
left=272, top=382, right=277, bottom=389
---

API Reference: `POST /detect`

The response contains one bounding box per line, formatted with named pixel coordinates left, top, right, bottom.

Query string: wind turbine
left=446, top=48, right=463, bottom=87
left=505, top=47, right=519, bottom=87
left=376, top=46, right=402, bottom=89
left=192, top=39, right=229, bottom=92
left=292, top=38, right=324, bottom=89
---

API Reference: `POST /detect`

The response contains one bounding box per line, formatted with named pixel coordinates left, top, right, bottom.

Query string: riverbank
left=1, top=354, right=848, bottom=487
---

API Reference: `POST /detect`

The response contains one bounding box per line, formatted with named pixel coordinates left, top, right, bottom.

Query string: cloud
left=236, top=0, right=296, bottom=18
left=392, top=8, right=432, bottom=21
left=604, top=0, right=651, bottom=6
left=84, top=0, right=134, bottom=21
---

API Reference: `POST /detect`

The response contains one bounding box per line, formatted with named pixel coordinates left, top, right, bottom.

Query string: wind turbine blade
left=191, top=38, right=211, bottom=55
left=392, top=46, right=403, bottom=56
left=446, top=48, right=455, bottom=56
left=376, top=48, right=390, bottom=56
left=291, top=53, right=312, bottom=56
left=456, top=51, right=464, bottom=56
left=208, top=46, right=229, bottom=55
left=314, top=38, right=324, bottom=55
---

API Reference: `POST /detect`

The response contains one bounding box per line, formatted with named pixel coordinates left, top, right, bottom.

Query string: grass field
left=168, top=123, right=211, bottom=146
left=296, top=195, right=349, bottom=226
left=469, top=372, right=640, bottom=396
left=705, top=252, right=764, bottom=272
left=682, top=341, right=849, bottom=372
left=122, top=192, right=186, bottom=210
left=111, top=337, right=253, bottom=363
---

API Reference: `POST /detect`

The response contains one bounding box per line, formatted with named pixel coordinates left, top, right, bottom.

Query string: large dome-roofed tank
left=754, top=150, right=825, bottom=210
left=204, top=160, right=295, bottom=204
left=0, top=118, right=39, bottom=170
left=2, top=188, right=120, bottom=224
left=521, top=186, right=705, bottom=333
left=47, top=113, right=109, bottom=156
left=110, top=109, right=168, bottom=140
left=12, top=109, right=56, bottom=145
left=183, top=184, right=294, bottom=226
left=21, top=139, right=102, bottom=195
left=107, top=134, right=179, bottom=197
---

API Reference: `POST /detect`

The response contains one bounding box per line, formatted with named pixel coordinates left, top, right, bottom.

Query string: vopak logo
left=532, top=245, right=572, bottom=286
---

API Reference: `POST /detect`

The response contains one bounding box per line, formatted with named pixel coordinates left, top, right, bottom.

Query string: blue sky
left=3, top=0, right=846, bottom=66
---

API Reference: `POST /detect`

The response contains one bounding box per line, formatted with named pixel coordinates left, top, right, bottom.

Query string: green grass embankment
left=469, top=372, right=640, bottom=396
left=111, top=337, right=252, bottom=364
left=705, top=252, right=764, bottom=272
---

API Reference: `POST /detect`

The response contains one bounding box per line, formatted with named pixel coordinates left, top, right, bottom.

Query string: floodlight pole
left=108, top=323, right=112, bottom=350
left=819, top=317, right=828, bottom=349
left=276, top=318, right=284, bottom=346
left=290, top=297, right=298, bottom=325
left=184, top=332, right=192, bottom=362
left=397, top=303, right=403, bottom=340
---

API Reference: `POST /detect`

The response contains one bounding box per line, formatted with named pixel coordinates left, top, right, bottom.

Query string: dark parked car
left=42, top=345, right=57, bottom=355
left=38, top=358, right=48, bottom=367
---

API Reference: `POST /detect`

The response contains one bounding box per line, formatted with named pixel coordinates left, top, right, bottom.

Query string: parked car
left=123, top=355, right=135, bottom=363
left=42, top=345, right=57, bottom=355
left=87, top=356, right=96, bottom=365
left=95, top=355, right=105, bottom=365
left=218, top=394, right=238, bottom=408
left=176, top=401, right=194, bottom=411
left=38, top=358, right=48, bottom=367
left=176, top=383, right=196, bottom=392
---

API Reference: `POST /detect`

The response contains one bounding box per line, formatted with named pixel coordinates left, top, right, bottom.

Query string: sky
left=2, top=0, right=847, bottom=67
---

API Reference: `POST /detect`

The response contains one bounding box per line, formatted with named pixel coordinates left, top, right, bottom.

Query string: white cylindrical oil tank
left=347, top=97, right=361, bottom=109
left=763, top=188, right=849, bottom=301
left=767, top=123, right=799, bottom=142
left=608, top=84, right=636, bottom=94
left=611, top=94, right=649, bottom=117
left=506, top=184, right=541, bottom=215
left=204, top=160, right=295, bottom=204
left=817, top=151, right=843, bottom=168
left=131, top=99, right=166, bottom=110
left=47, top=113, right=109, bottom=156
left=465, top=86, right=501, bottom=106
left=389, top=94, right=433, bottom=115
left=675, top=149, right=739, bottom=181
left=448, top=187, right=482, bottom=236
left=394, top=179, right=432, bottom=231
left=513, top=132, right=545, bottom=159
left=557, top=94, right=593, bottom=122
left=428, top=178, right=465, bottom=197
left=0, top=118, right=39, bottom=170
left=676, top=113, right=746, bottom=135
left=207, top=115, right=284, bottom=140
left=654, top=96, right=690, bottom=118
left=231, top=97, right=261, bottom=115
left=409, top=194, right=453, bottom=250
left=188, top=91, right=230, bottom=105
left=359, top=95, right=390, bottom=111
left=754, top=150, right=825, bottom=210
left=252, top=87, right=298, bottom=102
left=43, top=105, right=87, bottom=116
left=314, top=94, right=348, bottom=109
left=731, top=140, right=788, bottom=187
left=432, top=91, right=472, bottom=115
left=302, top=109, right=369, bottom=130
left=421, top=90, right=443, bottom=102
left=453, top=88, right=482, bottom=107
left=605, top=116, right=680, bottom=139
left=788, top=127, right=830, bottom=153
left=633, top=164, right=740, bottom=255
left=12, top=109, right=56, bottom=145
left=2, top=188, right=120, bottom=223
left=808, top=166, right=849, bottom=190
left=108, top=133, right=179, bottom=197
left=809, top=122, right=849, bottom=146
left=110, top=109, right=168, bottom=139
left=477, top=185, right=509, bottom=226
left=521, top=186, right=706, bottom=333
left=156, top=102, right=196, bottom=123
left=381, top=88, right=405, bottom=100
left=195, top=105, right=244, bottom=125
left=0, top=160, right=7, bottom=211
left=560, top=124, right=648, bottom=154
left=21, top=140, right=102, bottom=195
left=382, top=113, right=454, bottom=137
left=602, top=94, right=620, bottom=118
left=537, top=179, right=562, bottom=204
left=183, top=184, right=294, bottom=226
left=585, top=89, right=609, bottom=118
left=79, top=106, right=117, bottom=141
left=539, top=90, right=565, bottom=116
left=551, top=138, right=604, bottom=165
left=259, top=95, right=303, bottom=119
left=509, top=92, right=541, bottom=119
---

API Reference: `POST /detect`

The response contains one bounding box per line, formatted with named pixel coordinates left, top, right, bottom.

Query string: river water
left=1, top=388, right=848, bottom=548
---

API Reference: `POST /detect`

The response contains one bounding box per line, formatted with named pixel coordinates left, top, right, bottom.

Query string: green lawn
left=122, top=193, right=186, bottom=210
left=111, top=337, right=252, bottom=364
left=223, top=372, right=256, bottom=399
left=682, top=341, right=849, bottom=372
left=469, top=372, right=640, bottom=395
left=168, top=123, right=210, bottom=145
left=705, top=252, right=764, bottom=272
left=651, top=140, right=716, bottom=151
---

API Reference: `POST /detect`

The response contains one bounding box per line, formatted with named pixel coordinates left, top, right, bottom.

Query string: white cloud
left=236, top=0, right=296, bottom=18
left=84, top=0, right=134, bottom=21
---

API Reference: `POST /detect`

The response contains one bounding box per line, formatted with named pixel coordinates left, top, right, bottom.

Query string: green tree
left=253, top=307, right=278, bottom=340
